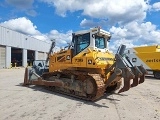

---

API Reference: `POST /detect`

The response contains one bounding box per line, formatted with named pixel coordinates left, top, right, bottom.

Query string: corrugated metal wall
left=0, top=25, right=51, bottom=52
left=0, top=45, right=6, bottom=68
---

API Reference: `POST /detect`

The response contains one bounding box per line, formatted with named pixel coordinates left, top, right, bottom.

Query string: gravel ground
left=0, top=68, right=160, bottom=120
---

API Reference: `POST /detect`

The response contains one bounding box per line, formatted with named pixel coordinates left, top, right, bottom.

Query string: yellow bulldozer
left=24, top=27, right=147, bottom=101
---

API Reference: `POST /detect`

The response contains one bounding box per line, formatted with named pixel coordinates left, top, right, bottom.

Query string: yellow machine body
left=49, top=48, right=114, bottom=81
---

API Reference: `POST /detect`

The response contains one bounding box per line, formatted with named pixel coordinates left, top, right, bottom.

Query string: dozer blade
left=23, top=66, right=63, bottom=87
left=23, top=67, right=31, bottom=85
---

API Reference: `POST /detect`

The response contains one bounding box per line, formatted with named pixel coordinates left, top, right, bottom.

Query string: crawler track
left=42, top=70, right=106, bottom=101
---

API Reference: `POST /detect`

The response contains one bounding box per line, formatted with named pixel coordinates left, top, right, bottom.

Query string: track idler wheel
left=83, top=77, right=97, bottom=96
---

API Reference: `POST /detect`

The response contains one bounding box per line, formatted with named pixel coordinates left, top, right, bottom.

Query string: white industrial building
left=0, top=25, right=51, bottom=69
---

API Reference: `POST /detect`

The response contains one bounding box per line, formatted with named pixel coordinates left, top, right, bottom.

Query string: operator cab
left=72, top=27, right=111, bottom=56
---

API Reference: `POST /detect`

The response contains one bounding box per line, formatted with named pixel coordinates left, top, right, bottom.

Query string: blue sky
left=0, top=0, right=160, bottom=51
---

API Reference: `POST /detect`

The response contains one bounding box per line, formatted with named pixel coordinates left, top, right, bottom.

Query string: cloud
left=40, top=0, right=149, bottom=25
left=80, top=18, right=108, bottom=28
left=5, top=0, right=34, bottom=9
left=109, top=21, right=160, bottom=51
left=5, top=0, right=37, bottom=17
left=47, top=30, right=72, bottom=46
left=152, top=2, right=160, bottom=11
left=80, top=19, right=98, bottom=28
left=0, top=17, right=40, bottom=35
left=26, top=9, right=37, bottom=17
left=109, top=38, right=135, bottom=52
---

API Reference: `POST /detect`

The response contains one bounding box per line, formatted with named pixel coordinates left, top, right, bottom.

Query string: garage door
left=0, top=46, right=6, bottom=68
left=38, top=52, right=45, bottom=60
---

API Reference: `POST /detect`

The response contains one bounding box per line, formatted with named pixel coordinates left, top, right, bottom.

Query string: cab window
left=95, top=36, right=106, bottom=49
left=74, top=33, right=90, bottom=54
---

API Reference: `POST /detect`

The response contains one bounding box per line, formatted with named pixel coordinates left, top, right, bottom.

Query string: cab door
left=72, top=33, right=90, bottom=57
